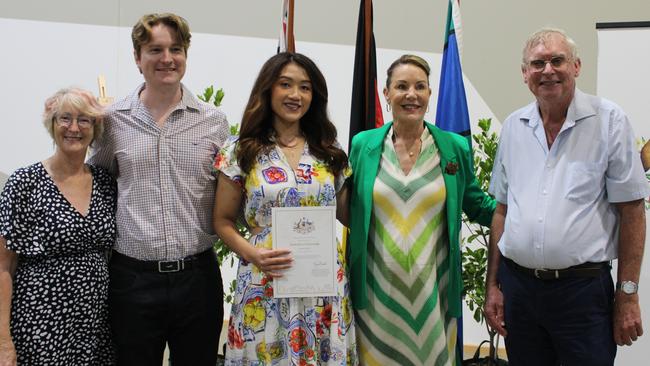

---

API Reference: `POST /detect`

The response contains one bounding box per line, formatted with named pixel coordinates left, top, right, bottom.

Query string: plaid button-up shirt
left=89, top=83, right=229, bottom=261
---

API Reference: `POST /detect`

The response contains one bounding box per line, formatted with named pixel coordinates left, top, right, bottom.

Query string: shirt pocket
left=565, top=162, right=603, bottom=204
left=173, top=138, right=217, bottom=178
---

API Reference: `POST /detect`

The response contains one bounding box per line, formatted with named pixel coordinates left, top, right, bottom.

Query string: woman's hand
left=250, top=248, right=293, bottom=278
left=0, top=339, right=16, bottom=366
left=214, top=173, right=295, bottom=278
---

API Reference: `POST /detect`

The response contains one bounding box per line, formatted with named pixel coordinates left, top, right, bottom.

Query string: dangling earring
left=386, top=101, right=391, bottom=112
left=426, top=104, right=430, bottom=113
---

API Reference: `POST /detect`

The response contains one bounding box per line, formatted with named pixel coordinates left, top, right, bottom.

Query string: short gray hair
left=522, top=28, right=579, bottom=67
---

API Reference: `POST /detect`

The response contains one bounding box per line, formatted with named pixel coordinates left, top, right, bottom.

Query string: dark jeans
left=109, top=250, right=224, bottom=366
left=498, top=258, right=616, bottom=366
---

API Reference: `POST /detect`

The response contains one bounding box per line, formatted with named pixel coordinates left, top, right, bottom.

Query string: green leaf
left=199, top=85, right=214, bottom=103
left=214, top=88, right=225, bottom=107
left=230, top=123, right=240, bottom=136
left=197, top=85, right=226, bottom=108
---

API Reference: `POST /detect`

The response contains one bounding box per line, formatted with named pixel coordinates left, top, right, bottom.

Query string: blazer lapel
left=363, top=123, right=391, bottom=199
left=428, top=124, right=460, bottom=237
left=360, top=123, right=392, bottom=221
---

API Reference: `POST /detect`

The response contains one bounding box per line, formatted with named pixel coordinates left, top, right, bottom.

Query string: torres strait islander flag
left=348, top=0, right=384, bottom=151
left=435, top=0, right=471, bottom=147
left=436, top=0, right=471, bottom=361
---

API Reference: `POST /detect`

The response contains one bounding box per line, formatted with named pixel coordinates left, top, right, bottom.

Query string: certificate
left=272, top=206, right=337, bottom=298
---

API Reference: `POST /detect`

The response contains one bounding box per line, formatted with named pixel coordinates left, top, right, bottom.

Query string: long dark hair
left=237, top=52, right=347, bottom=177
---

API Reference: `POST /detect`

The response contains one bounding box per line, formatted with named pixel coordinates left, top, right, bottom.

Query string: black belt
left=503, top=257, right=609, bottom=280
left=111, top=249, right=215, bottom=273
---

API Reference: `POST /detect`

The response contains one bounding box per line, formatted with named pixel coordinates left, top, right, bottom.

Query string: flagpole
left=363, top=0, right=371, bottom=119
left=349, top=0, right=383, bottom=149
left=287, top=0, right=295, bottom=52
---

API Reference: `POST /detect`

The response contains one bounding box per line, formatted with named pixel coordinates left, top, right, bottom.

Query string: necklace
left=392, top=130, right=420, bottom=158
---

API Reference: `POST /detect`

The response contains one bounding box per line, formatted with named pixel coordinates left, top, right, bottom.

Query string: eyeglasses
left=55, top=114, right=95, bottom=129
left=527, top=56, right=569, bottom=72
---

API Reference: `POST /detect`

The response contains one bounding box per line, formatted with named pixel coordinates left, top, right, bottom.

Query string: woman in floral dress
left=213, top=52, right=356, bottom=365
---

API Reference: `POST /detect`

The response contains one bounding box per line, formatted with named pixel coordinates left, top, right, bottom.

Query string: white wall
left=597, top=25, right=650, bottom=365
left=0, top=17, right=496, bottom=175
left=0, top=17, right=497, bottom=346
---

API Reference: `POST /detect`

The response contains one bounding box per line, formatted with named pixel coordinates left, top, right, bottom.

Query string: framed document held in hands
left=272, top=206, right=337, bottom=298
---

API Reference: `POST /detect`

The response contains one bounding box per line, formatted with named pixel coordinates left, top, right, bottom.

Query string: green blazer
left=348, top=121, right=495, bottom=317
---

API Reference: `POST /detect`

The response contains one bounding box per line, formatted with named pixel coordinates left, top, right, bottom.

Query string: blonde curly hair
left=42, top=88, right=105, bottom=143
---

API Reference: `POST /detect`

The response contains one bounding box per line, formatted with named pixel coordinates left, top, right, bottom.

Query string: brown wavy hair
left=132, top=13, right=191, bottom=57
left=237, top=52, right=348, bottom=177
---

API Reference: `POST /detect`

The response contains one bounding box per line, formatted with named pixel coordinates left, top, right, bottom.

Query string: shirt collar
left=519, top=88, right=597, bottom=130
left=112, top=82, right=200, bottom=112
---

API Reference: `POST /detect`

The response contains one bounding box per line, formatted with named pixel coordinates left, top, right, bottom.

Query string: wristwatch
left=616, top=281, right=639, bottom=295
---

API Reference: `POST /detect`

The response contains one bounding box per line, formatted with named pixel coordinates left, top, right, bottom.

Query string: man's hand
left=485, top=203, right=507, bottom=337
left=641, top=140, right=650, bottom=171
left=613, top=199, right=645, bottom=346
left=613, top=292, right=643, bottom=346
left=485, top=284, right=508, bottom=337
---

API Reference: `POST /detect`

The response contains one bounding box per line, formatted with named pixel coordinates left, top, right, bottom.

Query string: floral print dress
left=215, top=139, right=357, bottom=366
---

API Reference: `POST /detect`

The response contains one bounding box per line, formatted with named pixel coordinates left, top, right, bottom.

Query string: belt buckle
left=534, top=268, right=560, bottom=279
left=158, top=259, right=184, bottom=273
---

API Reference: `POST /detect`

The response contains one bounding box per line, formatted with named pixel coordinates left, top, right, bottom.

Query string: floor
left=160, top=322, right=506, bottom=365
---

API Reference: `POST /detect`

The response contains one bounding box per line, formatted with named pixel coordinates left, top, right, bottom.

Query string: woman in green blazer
left=348, top=55, right=495, bottom=365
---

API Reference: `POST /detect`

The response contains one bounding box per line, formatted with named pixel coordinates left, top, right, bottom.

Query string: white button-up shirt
left=490, top=89, right=650, bottom=269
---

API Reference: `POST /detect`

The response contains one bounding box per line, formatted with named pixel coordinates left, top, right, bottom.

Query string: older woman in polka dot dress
left=0, top=88, right=116, bottom=365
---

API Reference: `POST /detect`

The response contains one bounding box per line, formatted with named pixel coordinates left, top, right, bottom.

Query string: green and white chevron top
left=356, top=127, right=458, bottom=366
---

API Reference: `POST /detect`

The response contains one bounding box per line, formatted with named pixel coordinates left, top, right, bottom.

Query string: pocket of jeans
left=565, top=162, right=603, bottom=204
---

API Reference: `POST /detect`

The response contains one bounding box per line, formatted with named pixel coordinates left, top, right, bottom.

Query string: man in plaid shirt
left=90, top=13, right=229, bottom=366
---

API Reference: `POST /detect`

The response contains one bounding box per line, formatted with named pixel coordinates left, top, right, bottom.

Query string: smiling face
left=52, top=105, right=95, bottom=155
left=522, top=33, right=581, bottom=106
left=135, top=24, right=187, bottom=89
left=384, top=63, right=431, bottom=125
left=271, top=62, right=313, bottom=128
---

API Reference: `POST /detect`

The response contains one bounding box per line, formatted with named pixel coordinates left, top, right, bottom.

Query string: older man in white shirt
left=484, top=28, right=649, bottom=366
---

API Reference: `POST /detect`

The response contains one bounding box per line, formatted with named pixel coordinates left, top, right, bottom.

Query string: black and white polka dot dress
left=0, top=162, right=116, bottom=365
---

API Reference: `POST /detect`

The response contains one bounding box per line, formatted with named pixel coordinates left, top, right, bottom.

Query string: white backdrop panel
left=598, top=25, right=650, bottom=365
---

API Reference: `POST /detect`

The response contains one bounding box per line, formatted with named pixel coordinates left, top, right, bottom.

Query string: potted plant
left=461, top=118, right=507, bottom=366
